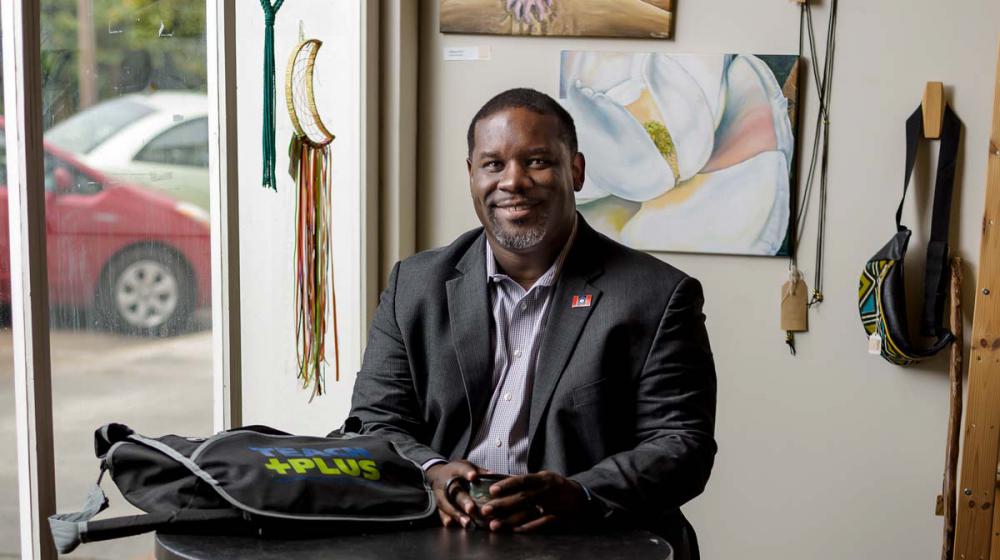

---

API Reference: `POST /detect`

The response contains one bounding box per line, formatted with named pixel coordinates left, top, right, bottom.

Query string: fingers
left=427, top=460, right=491, bottom=529
left=433, top=484, right=470, bottom=528
left=488, top=506, right=540, bottom=531
left=454, top=488, right=478, bottom=515
left=438, top=509, right=453, bottom=527
left=514, top=514, right=557, bottom=533
left=489, top=472, right=546, bottom=497
left=480, top=491, right=534, bottom=518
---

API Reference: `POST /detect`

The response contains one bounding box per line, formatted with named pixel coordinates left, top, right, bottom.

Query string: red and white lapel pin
left=571, top=294, right=593, bottom=308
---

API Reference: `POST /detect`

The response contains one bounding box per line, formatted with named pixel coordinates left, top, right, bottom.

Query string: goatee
left=489, top=209, right=548, bottom=251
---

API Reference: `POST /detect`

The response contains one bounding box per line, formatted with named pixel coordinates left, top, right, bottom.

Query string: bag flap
left=192, top=431, right=435, bottom=522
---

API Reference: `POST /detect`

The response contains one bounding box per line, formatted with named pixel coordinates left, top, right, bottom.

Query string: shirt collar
left=485, top=215, right=578, bottom=290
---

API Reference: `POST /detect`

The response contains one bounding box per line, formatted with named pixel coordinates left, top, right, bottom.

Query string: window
left=2, top=1, right=376, bottom=557
left=134, top=117, right=209, bottom=168
left=44, top=98, right=154, bottom=155
left=42, top=2, right=213, bottom=558
left=0, top=33, right=20, bottom=559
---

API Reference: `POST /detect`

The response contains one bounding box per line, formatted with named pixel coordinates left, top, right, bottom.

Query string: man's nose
left=497, top=161, right=531, bottom=191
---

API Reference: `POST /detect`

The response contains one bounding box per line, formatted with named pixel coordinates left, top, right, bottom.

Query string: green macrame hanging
left=260, top=0, right=284, bottom=190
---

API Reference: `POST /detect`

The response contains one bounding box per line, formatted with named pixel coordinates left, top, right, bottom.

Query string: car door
left=0, top=137, right=74, bottom=306
left=43, top=152, right=122, bottom=307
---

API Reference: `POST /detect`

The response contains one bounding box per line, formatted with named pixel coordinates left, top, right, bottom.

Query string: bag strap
left=921, top=105, right=961, bottom=336
left=49, top=429, right=247, bottom=554
left=895, top=107, right=923, bottom=232
left=894, top=104, right=962, bottom=338
left=48, top=469, right=110, bottom=554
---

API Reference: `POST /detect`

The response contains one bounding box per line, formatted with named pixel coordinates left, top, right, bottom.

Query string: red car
left=0, top=119, right=211, bottom=335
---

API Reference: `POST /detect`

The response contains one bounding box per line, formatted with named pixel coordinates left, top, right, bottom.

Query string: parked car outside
left=0, top=118, right=211, bottom=335
left=45, top=91, right=210, bottom=211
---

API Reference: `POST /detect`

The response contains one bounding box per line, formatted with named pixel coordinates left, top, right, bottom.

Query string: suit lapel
left=528, top=221, right=604, bottom=447
left=445, top=234, right=494, bottom=456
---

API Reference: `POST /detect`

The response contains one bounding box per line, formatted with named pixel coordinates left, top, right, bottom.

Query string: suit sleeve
left=349, top=262, right=447, bottom=466
left=569, top=276, right=717, bottom=519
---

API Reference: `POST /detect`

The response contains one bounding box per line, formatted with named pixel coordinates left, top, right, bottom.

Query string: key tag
left=781, top=269, right=809, bottom=332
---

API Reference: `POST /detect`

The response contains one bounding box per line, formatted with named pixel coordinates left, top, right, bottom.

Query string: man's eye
left=529, top=158, right=551, bottom=167
left=484, top=161, right=502, bottom=170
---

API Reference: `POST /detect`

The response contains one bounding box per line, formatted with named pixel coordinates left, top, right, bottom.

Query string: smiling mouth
left=492, top=202, right=539, bottom=221
left=493, top=199, right=539, bottom=210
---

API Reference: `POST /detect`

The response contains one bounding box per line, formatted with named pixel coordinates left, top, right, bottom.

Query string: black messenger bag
left=49, top=420, right=435, bottom=554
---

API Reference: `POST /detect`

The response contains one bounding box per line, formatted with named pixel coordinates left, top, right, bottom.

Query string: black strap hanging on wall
left=897, top=104, right=962, bottom=338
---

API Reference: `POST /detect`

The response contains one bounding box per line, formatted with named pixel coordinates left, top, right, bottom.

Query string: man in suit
left=350, top=88, right=716, bottom=558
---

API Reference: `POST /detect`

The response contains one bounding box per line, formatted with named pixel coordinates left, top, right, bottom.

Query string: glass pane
left=37, top=1, right=213, bottom=558
left=134, top=116, right=209, bottom=167
left=45, top=97, right=155, bottom=154
left=0, top=26, right=23, bottom=559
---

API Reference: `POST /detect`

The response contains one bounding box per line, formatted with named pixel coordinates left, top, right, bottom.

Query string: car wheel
left=97, top=245, right=195, bottom=336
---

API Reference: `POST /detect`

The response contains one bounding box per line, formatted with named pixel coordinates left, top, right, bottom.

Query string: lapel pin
left=571, top=294, right=592, bottom=308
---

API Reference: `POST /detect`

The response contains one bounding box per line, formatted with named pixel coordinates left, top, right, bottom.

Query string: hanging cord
left=811, top=0, right=837, bottom=307
left=260, top=0, right=285, bottom=191
left=786, top=0, right=839, bottom=353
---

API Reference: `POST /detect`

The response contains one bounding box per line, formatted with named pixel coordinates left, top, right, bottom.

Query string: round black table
left=155, top=526, right=673, bottom=560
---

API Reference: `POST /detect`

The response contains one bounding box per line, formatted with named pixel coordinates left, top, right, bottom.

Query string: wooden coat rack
left=952, top=41, right=1000, bottom=559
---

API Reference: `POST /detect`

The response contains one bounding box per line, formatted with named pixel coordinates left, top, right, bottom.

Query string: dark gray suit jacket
left=350, top=217, right=717, bottom=547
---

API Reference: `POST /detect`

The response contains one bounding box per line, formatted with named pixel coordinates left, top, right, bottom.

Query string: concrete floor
left=0, top=325, right=212, bottom=559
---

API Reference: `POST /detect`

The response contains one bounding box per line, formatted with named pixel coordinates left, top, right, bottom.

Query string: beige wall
left=236, top=0, right=365, bottom=434
left=417, top=1, right=1000, bottom=557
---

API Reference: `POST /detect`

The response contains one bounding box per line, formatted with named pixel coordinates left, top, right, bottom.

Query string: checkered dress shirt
left=465, top=227, right=576, bottom=474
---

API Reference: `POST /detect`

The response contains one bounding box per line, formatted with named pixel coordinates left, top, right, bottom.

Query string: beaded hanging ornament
left=285, top=37, right=340, bottom=401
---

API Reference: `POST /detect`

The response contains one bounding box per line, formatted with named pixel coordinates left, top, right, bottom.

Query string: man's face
left=467, top=108, right=584, bottom=253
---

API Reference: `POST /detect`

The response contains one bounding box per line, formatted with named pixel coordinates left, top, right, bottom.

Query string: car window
left=0, top=135, right=99, bottom=194
left=45, top=98, right=154, bottom=154
left=44, top=154, right=102, bottom=195
left=134, top=117, right=209, bottom=168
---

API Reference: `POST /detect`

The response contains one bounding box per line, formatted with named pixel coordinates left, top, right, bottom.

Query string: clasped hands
left=426, top=460, right=588, bottom=532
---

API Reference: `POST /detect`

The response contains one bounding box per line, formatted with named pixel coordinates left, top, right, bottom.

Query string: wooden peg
left=923, top=81, right=944, bottom=139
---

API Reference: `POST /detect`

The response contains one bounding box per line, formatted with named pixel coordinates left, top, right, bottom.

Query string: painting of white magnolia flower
left=560, top=51, right=800, bottom=256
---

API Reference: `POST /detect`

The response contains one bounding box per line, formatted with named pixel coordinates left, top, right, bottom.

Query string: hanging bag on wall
left=48, top=420, right=435, bottom=554
left=858, top=103, right=961, bottom=365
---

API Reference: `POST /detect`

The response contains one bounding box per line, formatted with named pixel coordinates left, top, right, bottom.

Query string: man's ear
left=572, top=152, right=586, bottom=192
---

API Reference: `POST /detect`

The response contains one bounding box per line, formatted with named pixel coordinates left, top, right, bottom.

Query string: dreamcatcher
left=285, top=37, right=339, bottom=401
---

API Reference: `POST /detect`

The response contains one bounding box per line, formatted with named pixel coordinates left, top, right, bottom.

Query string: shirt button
left=504, top=393, right=512, bottom=401
left=495, top=438, right=502, bottom=447
left=513, top=349, right=522, bottom=358
left=520, top=303, right=527, bottom=311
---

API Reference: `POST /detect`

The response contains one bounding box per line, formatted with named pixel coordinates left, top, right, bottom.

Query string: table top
left=155, top=526, right=673, bottom=560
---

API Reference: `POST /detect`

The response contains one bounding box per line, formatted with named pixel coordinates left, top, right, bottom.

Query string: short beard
left=489, top=210, right=548, bottom=251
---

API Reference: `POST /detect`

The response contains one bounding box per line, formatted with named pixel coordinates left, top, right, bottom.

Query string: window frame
left=1, top=1, right=381, bottom=556
left=1, top=2, right=58, bottom=557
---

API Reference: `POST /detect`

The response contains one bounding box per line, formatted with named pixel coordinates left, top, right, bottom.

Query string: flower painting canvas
left=560, top=52, right=800, bottom=256
left=440, top=0, right=673, bottom=39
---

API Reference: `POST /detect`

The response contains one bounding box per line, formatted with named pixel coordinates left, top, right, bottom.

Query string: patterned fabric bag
left=858, top=103, right=960, bottom=365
